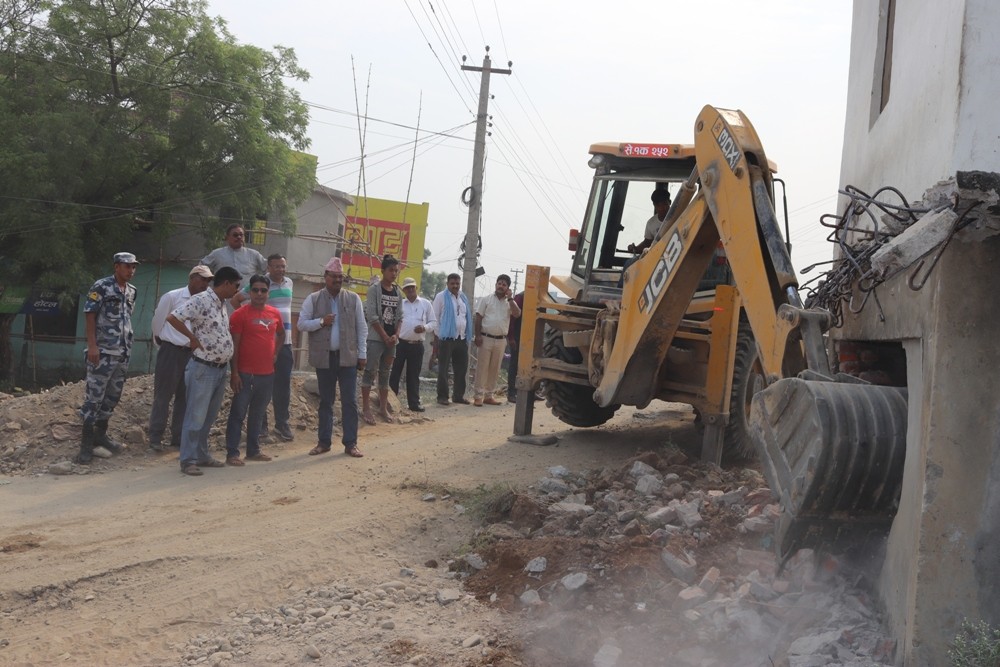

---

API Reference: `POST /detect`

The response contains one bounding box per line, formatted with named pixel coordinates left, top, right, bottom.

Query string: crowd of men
left=75, top=225, right=523, bottom=477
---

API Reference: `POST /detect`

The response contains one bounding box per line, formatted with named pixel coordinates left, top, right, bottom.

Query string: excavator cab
left=561, top=143, right=740, bottom=306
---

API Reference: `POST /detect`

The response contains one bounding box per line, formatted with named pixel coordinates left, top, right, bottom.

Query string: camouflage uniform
left=80, top=275, right=137, bottom=424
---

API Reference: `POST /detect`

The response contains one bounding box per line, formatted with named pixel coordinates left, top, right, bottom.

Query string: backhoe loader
left=512, top=106, right=909, bottom=558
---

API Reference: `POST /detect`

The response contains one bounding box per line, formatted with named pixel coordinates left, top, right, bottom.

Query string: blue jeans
left=271, top=345, right=293, bottom=431
left=316, top=351, right=359, bottom=448
left=225, top=372, right=274, bottom=459
left=179, top=360, right=228, bottom=467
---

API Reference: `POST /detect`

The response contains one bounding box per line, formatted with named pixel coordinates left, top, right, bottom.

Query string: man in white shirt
left=389, top=277, right=437, bottom=412
left=472, top=274, right=521, bottom=406
left=432, top=273, right=474, bottom=405
left=147, top=265, right=214, bottom=451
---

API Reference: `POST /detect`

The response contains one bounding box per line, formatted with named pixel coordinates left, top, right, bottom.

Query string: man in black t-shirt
left=362, top=255, right=402, bottom=424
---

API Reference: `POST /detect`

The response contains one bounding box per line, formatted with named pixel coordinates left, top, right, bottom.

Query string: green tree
left=420, top=247, right=448, bottom=300
left=0, top=0, right=315, bottom=386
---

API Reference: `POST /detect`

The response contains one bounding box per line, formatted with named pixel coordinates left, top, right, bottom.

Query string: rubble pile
left=0, top=374, right=325, bottom=476
left=172, top=572, right=518, bottom=667
left=458, top=452, right=896, bottom=667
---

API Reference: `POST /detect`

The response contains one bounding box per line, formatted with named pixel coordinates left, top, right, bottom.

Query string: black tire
left=724, top=324, right=767, bottom=461
left=542, top=328, right=619, bottom=427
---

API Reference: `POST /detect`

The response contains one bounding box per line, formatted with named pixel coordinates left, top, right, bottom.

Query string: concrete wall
left=839, top=1, right=1000, bottom=663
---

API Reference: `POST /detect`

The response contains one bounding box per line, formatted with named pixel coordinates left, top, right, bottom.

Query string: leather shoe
left=437, top=398, right=450, bottom=406
left=453, top=398, right=471, bottom=405
left=483, top=397, right=502, bottom=406
left=409, top=405, right=426, bottom=412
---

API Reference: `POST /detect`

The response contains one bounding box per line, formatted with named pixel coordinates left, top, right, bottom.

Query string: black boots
left=93, top=419, right=125, bottom=455
left=75, top=422, right=96, bottom=464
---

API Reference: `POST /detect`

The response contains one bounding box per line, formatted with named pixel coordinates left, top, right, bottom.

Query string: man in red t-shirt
left=225, top=274, right=285, bottom=465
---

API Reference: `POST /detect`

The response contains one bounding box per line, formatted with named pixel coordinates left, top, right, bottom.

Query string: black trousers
left=436, top=338, right=468, bottom=401
left=390, top=341, right=425, bottom=408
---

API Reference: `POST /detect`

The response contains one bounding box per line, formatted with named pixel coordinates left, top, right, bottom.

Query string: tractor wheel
left=542, top=328, right=619, bottom=427
left=724, top=325, right=767, bottom=461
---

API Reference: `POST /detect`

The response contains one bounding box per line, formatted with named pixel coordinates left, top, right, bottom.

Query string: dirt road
left=1, top=400, right=687, bottom=666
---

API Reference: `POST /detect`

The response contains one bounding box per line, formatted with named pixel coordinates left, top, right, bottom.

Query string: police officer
left=76, top=252, right=139, bottom=464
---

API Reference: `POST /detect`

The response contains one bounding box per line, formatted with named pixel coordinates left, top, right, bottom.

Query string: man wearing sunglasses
left=201, top=223, right=267, bottom=280
left=225, top=275, right=284, bottom=466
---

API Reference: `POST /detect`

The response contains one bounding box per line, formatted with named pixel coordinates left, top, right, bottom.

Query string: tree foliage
left=420, top=247, right=448, bottom=299
left=0, top=0, right=315, bottom=384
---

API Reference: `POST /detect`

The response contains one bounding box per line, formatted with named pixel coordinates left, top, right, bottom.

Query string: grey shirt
left=201, top=246, right=267, bottom=280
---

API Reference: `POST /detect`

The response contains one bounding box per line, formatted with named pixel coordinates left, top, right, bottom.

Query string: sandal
left=226, top=457, right=245, bottom=466
left=181, top=464, right=203, bottom=476
left=197, top=458, right=225, bottom=468
left=246, top=453, right=272, bottom=462
left=345, top=447, right=364, bottom=458
left=308, top=446, right=331, bottom=456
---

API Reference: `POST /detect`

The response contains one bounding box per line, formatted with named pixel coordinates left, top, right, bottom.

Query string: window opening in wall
left=870, top=0, right=896, bottom=127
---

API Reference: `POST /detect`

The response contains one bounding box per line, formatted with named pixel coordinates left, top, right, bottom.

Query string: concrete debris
left=538, top=477, right=571, bottom=494
left=592, top=643, right=622, bottom=667
left=628, top=461, right=658, bottom=478
left=456, top=454, right=896, bottom=666
left=661, top=549, right=698, bottom=584
left=547, top=465, right=570, bottom=478
left=519, top=589, right=541, bottom=606
left=634, top=474, right=663, bottom=496
left=463, top=553, right=486, bottom=570
left=48, top=460, right=75, bottom=475
left=871, top=207, right=958, bottom=276
left=560, top=572, right=588, bottom=591
left=524, top=557, right=547, bottom=574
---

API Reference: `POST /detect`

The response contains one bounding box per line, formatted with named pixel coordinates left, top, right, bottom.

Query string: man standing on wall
left=148, top=264, right=214, bottom=452
left=473, top=274, right=521, bottom=406
left=297, top=257, right=368, bottom=458
left=201, top=223, right=267, bottom=280
left=76, top=252, right=139, bottom=464
left=231, top=253, right=295, bottom=441
left=225, top=274, right=284, bottom=466
left=389, top=276, right=436, bottom=412
left=432, top=273, right=473, bottom=406
left=362, top=255, right=401, bottom=424
left=167, top=266, right=243, bottom=476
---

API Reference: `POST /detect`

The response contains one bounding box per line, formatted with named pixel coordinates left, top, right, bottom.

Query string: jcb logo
left=638, top=231, right=684, bottom=313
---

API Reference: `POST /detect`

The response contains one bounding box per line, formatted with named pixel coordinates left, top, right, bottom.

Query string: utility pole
left=509, top=267, right=523, bottom=294
left=460, top=47, right=511, bottom=307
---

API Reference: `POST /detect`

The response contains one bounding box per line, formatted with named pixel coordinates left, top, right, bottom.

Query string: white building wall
left=840, top=0, right=971, bottom=201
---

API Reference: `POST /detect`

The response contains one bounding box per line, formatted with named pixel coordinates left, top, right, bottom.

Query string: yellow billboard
left=342, top=197, right=429, bottom=292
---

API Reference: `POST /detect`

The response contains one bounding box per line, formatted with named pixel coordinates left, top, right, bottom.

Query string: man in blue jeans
left=297, top=257, right=368, bottom=458
left=225, top=274, right=285, bottom=465
left=167, top=266, right=242, bottom=476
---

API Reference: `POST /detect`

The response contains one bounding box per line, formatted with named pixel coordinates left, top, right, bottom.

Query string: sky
left=205, top=0, right=853, bottom=296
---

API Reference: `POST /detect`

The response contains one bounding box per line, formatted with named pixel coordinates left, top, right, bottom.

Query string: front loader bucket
left=749, top=378, right=908, bottom=560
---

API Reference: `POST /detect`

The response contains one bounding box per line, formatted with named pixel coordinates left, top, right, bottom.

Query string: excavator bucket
left=749, top=377, right=908, bottom=561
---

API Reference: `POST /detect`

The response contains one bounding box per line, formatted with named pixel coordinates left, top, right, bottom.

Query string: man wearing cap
left=147, top=265, right=214, bottom=452
left=298, top=257, right=368, bottom=458
left=75, top=252, right=139, bottom=464
left=201, top=223, right=267, bottom=280
left=167, top=266, right=243, bottom=476
left=389, top=277, right=436, bottom=412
